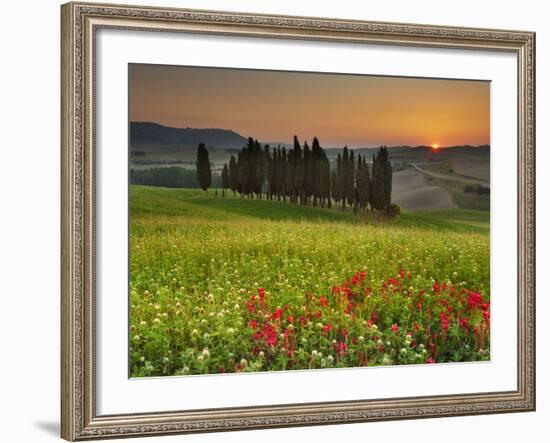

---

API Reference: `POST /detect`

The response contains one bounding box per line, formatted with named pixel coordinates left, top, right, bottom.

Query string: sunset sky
left=129, top=64, right=490, bottom=148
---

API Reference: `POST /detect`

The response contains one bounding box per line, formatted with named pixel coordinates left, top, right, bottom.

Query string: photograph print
left=128, top=64, right=491, bottom=377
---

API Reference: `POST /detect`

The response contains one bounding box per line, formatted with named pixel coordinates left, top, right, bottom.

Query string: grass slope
left=130, top=186, right=489, bottom=234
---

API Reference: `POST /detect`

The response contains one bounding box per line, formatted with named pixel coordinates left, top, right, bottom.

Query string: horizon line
left=130, top=121, right=490, bottom=150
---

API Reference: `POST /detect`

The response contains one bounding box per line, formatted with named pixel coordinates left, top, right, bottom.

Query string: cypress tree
left=277, top=146, right=284, bottom=201
left=382, top=146, right=393, bottom=209
left=333, top=152, right=344, bottom=209
left=196, top=142, right=212, bottom=194
left=341, top=147, right=349, bottom=210
left=285, top=147, right=293, bottom=202
left=353, top=154, right=363, bottom=214
left=347, top=149, right=356, bottom=208
left=270, top=148, right=281, bottom=200
left=293, top=136, right=304, bottom=204
left=371, top=148, right=386, bottom=211
left=237, top=149, right=247, bottom=196
left=228, top=155, right=238, bottom=197
left=356, top=155, right=370, bottom=212
left=311, top=137, right=323, bottom=207
left=254, top=139, right=264, bottom=198
left=319, top=156, right=331, bottom=208
left=369, top=154, right=376, bottom=210
left=221, top=164, right=229, bottom=197
left=303, top=141, right=313, bottom=205
left=264, top=144, right=272, bottom=199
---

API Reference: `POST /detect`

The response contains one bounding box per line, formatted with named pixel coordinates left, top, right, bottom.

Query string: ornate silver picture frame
left=61, top=2, right=535, bottom=440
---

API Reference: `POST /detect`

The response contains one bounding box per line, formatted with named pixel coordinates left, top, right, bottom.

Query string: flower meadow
left=129, top=186, right=490, bottom=377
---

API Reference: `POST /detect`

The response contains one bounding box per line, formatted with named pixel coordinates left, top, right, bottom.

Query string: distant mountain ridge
left=130, top=122, right=248, bottom=151
left=131, top=121, right=489, bottom=153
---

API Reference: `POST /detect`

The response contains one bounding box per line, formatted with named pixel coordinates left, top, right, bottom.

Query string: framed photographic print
left=61, top=1, right=536, bottom=440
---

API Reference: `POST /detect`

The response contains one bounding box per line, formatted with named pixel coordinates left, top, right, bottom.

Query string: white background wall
left=0, top=1, right=547, bottom=442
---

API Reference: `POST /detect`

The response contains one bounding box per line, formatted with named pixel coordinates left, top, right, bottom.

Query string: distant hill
left=130, top=122, right=248, bottom=152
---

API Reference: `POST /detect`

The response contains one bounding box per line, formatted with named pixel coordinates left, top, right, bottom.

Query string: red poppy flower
left=248, top=319, right=258, bottom=329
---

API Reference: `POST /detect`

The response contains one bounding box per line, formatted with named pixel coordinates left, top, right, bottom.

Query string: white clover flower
left=191, top=329, right=199, bottom=336
left=376, top=340, right=383, bottom=347
left=311, top=350, right=318, bottom=357
left=201, top=319, right=207, bottom=325
left=202, top=348, right=210, bottom=358
left=197, top=355, right=204, bottom=362
left=385, top=341, right=391, bottom=347
left=140, top=321, right=146, bottom=326
left=358, top=336, right=364, bottom=342
left=332, top=339, right=337, bottom=345
left=258, top=351, right=265, bottom=358
left=204, top=333, right=210, bottom=339
left=370, top=324, right=378, bottom=330
left=418, top=343, right=425, bottom=351
left=162, top=357, right=169, bottom=363
left=133, top=335, right=140, bottom=341
left=400, top=348, right=407, bottom=355
left=153, top=318, right=161, bottom=324
left=234, top=304, right=240, bottom=310
left=240, top=358, right=248, bottom=367
left=139, top=356, right=145, bottom=362
left=327, top=355, right=334, bottom=363
left=227, top=327, right=235, bottom=335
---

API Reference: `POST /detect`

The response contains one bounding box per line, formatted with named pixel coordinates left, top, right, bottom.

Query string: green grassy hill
left=130, top=186, right=489, bottom=234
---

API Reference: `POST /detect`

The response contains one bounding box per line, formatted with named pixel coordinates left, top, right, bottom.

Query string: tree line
left=197, top=136, right=395, bottom=214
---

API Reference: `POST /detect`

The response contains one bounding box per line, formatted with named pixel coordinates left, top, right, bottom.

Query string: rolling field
left=129, top=186, right=490, bottom=377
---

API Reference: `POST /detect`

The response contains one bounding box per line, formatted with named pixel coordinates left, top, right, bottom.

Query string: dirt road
left=410, top=164, right=490, bottom=188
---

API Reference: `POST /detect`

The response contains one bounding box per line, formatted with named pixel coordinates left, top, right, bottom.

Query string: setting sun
left=432, top=143, right=440, bottom=150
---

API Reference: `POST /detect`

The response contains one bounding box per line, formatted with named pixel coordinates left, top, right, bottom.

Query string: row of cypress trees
left=198, top=137, right=393, bottom=212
